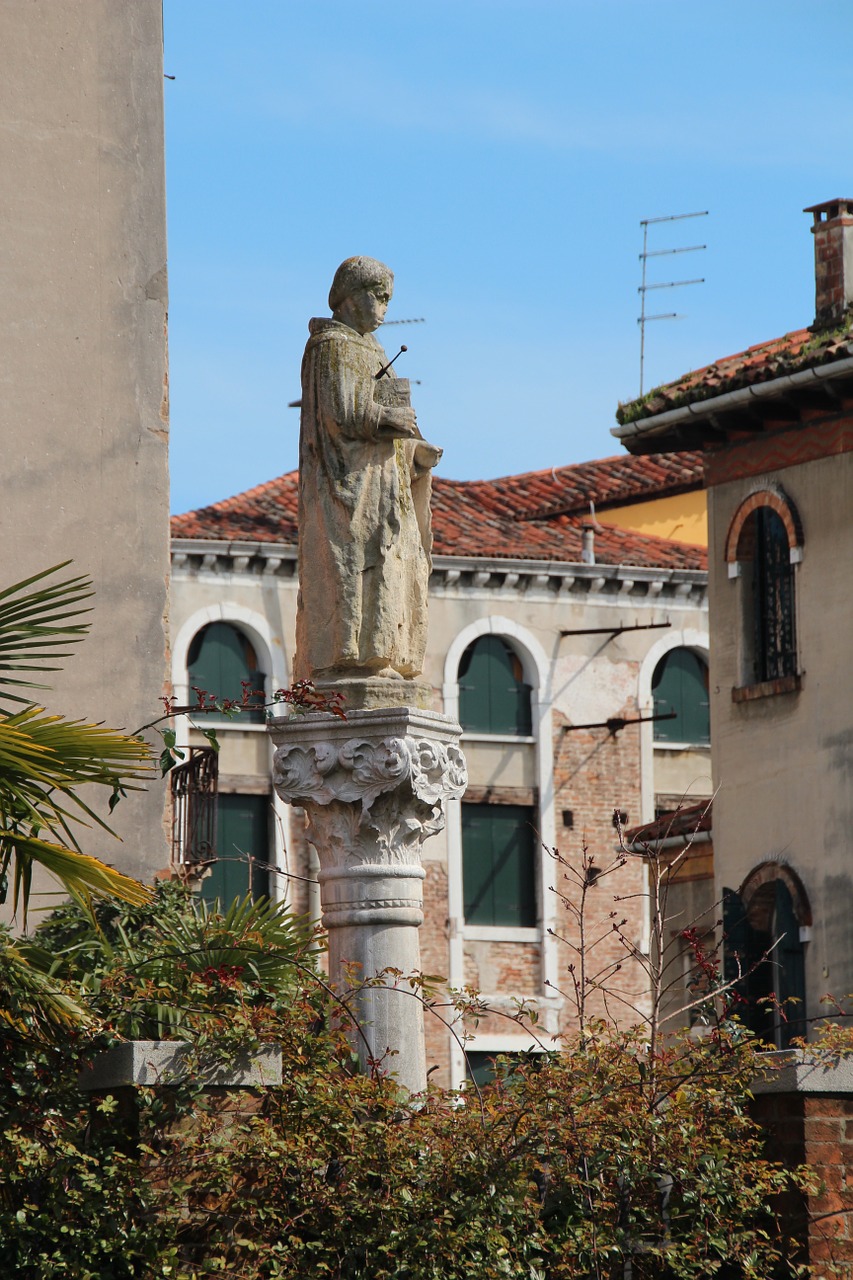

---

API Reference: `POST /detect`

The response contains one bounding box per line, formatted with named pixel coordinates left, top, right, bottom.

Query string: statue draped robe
left=294, top=317, right=432, bottom=681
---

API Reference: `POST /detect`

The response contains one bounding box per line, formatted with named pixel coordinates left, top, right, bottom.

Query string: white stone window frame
left=635, top=628, right=712, bottom=957
left=171, top=603, right=292, bottom=906
left=636, top=628, right=712, bottom=821
left=443, top=616, right=558, bottom=1088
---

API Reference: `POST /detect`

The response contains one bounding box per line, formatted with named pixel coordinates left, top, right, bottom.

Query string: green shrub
left=0, top=880, right=816, bottom=1279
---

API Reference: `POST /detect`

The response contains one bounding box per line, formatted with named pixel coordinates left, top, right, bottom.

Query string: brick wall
left=551, top=708, right=649, bottom=1026
left=752, top=1062, right=853, bottom=1275
left=421, top=860, right=452, bottom=1082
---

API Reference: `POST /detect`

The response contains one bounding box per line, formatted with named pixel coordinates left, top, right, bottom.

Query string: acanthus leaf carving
left=273, top=734, right=467, bottom=813
left=272, top=730, right=468, bottom=871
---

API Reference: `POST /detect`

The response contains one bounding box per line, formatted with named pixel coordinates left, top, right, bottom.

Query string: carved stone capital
left=270, top=707, right=467, bottom=872
left=268, top=707, right=467, bottom=1094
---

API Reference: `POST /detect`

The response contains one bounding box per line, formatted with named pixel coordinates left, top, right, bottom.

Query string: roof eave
left=612, top=352, right=853, bottom=453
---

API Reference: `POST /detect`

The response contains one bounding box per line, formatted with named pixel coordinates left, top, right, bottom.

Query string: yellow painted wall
left=600, top=489, right=708, bottom=547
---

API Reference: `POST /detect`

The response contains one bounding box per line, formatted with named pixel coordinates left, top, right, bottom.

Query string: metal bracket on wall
left=562, top=711, right=676, bottom=736
left=559, top=620, right=672, bottom=638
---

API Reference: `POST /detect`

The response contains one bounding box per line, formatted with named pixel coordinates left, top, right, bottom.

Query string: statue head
left=329, top=256, right=394, bottom=335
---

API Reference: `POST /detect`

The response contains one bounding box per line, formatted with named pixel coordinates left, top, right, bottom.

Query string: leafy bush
left=32, top=882, right=320, bottom=1039
left=0, top=986, right=170, bottom=1278
left=138, top=1018, right=808, bottom=1280
left=0, top=877, right=816, bottom=1279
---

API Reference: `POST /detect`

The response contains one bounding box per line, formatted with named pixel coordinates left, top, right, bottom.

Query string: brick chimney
left=804, top=198, right=853, bottom=330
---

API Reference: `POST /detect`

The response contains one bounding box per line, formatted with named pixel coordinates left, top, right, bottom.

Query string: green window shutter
left=465, top=1050, right=524, bottom=1088
left=201, top=792, right=270, bottom=909
left=774, top=879, right=805, bottom=1047
left=465, top=1050, right=547, bottom=1087
left=652, top=648, right=709, bottom=744
left=459, top=636, right=532, bottom=735
left=187, top=623, right=266, bottom=723
left=462, top=804, right=536, bottom=927
left=724, top=884, right=772, bottom=1042
left=725, top=878, right=806, bottom=1048
left=465, top=1050, right=502, bottom=1089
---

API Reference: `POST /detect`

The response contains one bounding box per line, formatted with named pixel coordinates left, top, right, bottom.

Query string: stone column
left=270, top=707, right=466, bottom=1094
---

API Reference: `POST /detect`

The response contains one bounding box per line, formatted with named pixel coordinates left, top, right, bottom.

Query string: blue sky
left=164, top=2, right=853, bottom=515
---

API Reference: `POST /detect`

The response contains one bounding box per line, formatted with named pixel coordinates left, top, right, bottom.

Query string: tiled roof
left=469, top=452, right=704, bottom=520
left=624, top=799, right=712, bottom=847
left=172, top=454, right=707, bottom=572
left=616, top=322, right=853, bottom=427
left=173, top=470, right=302, bottom=547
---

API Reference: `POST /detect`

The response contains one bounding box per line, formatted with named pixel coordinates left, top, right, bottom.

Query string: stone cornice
left=171, top=538, right=707, bottom=605
left=171, top=538, right=297, bottom=578
left=430, top=555, right=706, bottom=605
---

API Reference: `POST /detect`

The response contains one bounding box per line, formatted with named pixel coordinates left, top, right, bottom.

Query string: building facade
left=615, top=198, right=853, bottom=1048
left=171, top=453, right=710, bottom=1086
left=0, top=1, right=171, bottom=913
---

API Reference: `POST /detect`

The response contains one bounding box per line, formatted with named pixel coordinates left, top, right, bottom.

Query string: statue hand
left=413, top=440, right=443, bottom=472
left=378, top=406, right=418, bottom=438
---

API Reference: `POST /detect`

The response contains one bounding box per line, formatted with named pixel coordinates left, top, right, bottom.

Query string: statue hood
left=308, top=316, right=346, bottom=337
left=306, top=316, right=385, bottom=354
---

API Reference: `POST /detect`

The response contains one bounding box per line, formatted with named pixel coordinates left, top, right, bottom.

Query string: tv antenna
left=638, top=210, right=708, bottom=396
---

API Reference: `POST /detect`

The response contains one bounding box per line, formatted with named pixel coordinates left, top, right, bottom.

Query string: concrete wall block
left=78, top=1040, right=283, bottom=1090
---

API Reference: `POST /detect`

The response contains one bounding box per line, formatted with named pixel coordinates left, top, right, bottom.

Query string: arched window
left=727, top=491, right=802, bottom=689
left=723, top=865, right=809, bottom=1048
left=651, top=648, right=709, bottom=744
left=187, top=622, right=266, bottom=723
left=458, top=635, right=532, bottom=736
left=740, top=508, right=797, bottom=683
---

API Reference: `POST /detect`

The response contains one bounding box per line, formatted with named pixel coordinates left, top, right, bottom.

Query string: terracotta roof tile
left=172, top=455, right=707, bottom=572
left=475, top=452, right=703, bottom=520
left=625, top=799, right=713, bottom=846
left=616, top=321, right=853, bottom=427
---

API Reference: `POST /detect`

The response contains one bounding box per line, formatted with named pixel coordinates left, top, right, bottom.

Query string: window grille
left=170, top=745, right=219, bottom=870
left=752, top=508, right=797, bottom=682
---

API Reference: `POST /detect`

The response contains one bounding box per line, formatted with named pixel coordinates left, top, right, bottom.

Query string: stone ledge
left=752, top=1049, right=853, bottom=1095
left=78, top=1041, right=282, bottom=1090
left=268, top=704, right=463, bottom=745
left=732, top=673, right=802, bottom=703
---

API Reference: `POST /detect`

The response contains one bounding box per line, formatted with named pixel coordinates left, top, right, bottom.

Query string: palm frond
left=0, top=712, right=152, bottom=845
left=0, top=563, right=94, bottom=705
left=3, top=831, right=151, bottom=919
left=0, top=931, right=92, bottom=1034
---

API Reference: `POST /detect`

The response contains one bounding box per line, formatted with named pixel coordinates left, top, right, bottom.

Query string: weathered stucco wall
left=708, top=447, right=853, bottom=1017
left=0, top=1, right=171, bottom=892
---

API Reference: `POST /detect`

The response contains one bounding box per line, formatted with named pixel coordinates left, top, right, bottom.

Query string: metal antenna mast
left=638, top=210, right=708, bottom=396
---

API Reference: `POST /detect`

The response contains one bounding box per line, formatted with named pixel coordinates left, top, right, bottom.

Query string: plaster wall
left=708, top=448, right=853, bottom=1017
left=601, top=489, right=708, bottom=547
left=652, top=747, right=713, bottom=803
left=0, top=1, right=170, bottom=890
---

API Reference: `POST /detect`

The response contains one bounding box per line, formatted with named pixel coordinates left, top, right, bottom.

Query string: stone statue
left=276, top=259, right=466, bottom=1091
left=294, top=257, right=442, bottom=704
